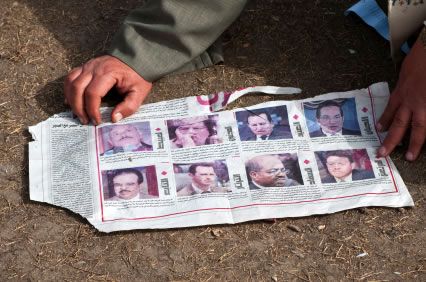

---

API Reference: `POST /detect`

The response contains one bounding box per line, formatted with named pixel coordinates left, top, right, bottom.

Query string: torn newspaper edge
left=29, top=82, right=413, bottom=232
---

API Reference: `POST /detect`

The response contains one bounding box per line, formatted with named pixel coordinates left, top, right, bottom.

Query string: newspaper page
left=28, top=82, right=414, bottom=232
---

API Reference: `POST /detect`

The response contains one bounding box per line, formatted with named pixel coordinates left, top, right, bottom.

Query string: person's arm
left=377, top=27, right=426, bottom=161
left=64, top=0, right=247, bottom=125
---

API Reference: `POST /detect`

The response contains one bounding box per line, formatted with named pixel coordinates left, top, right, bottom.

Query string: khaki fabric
left=108, top=0, right=247, bottom=82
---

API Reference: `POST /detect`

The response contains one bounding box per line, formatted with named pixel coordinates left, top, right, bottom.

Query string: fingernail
left=79, top=117, right=87, bottom=124
left=114, top=112, right=123, bottom=122
left=376, top=122, right=382, bottom=132
left=91, top=119, right=98, bottom=126
left=405, top=152, right=414, bottom=161
left=378, top=147, right=387, bottom=157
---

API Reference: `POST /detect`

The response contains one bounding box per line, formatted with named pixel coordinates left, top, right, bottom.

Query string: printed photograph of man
left=246, top=154, right=301, bottom=189
left=103, top=167, right=159, bottom=201
left=315, top=150, right=375, bottom=184
left=304, top=99, right=361, bottom=138
left=277, top=153, right=304, bottom=185
left=175, top=161, right=231, bottom=196
left=167, top=115, right=222, bottom=149
left=236, top=106, right=293, bottom=141
left=98, top=123, right=152, bottom=155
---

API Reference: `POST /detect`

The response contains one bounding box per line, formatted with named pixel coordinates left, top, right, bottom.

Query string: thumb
left=111, top=91, right=147, bottom=122
left=377, top=83, right=402, bottom=132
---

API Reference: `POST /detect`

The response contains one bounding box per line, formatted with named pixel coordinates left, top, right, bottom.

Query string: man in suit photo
left=63, top=0, right=425, bottom=161
left=177, top=163, right=230, bottom=196
left=321, top=150, right=375, bottom=184
left=246, top=154, right=300, bottom=189
left=309, top=100, right=361, bottom=138
left=107, top=168, right=150, bottom=201
left=102, top=124, right=152, bottom=155
left=241, top=110, right=292, bottom=141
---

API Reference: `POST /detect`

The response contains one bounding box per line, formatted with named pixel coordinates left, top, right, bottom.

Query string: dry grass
left=0, top=0, right=424, bottom=280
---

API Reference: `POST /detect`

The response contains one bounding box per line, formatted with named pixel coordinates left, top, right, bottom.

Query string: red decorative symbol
left=304, top=159, right=310, bottom=164
left=221, top=92, right=232, bottom=107
left=155, top=128, right=161, bottom=131
left=293, top=114, right=299, bottom=120
left=362, top=107, right=368, bottom=113
left=161, top=171, right=167, bottom=176
left=196, top=93, right=219, bottom=105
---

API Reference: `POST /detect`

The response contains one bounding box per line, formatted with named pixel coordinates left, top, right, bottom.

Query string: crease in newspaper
left=28, top=82, right=414, bottom=232
left=368, top=82, right=390, bottom=142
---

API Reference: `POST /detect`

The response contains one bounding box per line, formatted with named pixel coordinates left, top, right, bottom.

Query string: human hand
left=174, top=129, right=196, bottom=148
left=64, top=55, right=152, bottom=125
left=377, top=38, right=425, bottom=161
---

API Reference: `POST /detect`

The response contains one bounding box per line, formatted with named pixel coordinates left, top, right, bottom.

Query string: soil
left=0, top=0, right=425, bottom=280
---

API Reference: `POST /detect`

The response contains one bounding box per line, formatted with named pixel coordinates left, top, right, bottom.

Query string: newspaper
left=29, top=82, right=413, bottom=232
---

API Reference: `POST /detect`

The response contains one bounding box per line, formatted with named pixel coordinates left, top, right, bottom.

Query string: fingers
left=376, top=36, right=426, bottom=162
left=377, top=107, right=411, bottom=157
left=65, top=55, right=152, bottom=125
left=376, top=85, right=402, bottom=132
left=64, top=67, right=81, bottom=108
left=111, top=91, right=147, bottom=123
left=406, top=111, right=426, bottom=161
left=179, top=134, right=196, bottom=147
left=65, top=68, right=92, bottom=124
left=84, top=76, right=116, bottom=125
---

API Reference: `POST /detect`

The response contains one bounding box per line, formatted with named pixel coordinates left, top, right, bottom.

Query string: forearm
left=108, top=0, right=248, bottom=82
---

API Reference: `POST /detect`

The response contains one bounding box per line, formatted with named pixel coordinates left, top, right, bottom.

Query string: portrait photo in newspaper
left=102, top=166, right=159, bottom=201
left=315, top=149, right=375, bottom=184
left=235, top=106, right=293, bottom=141
left=174, top=160, right=231, bottom=196
left=167, top=115, right=223, bottom=149
left=97, top=122, right=153, bottom=156
left=245, top=153, right=303, bottom=190
left=28, top=83, right=416, bottom=232
left=303, top=98, right=361, bottom=138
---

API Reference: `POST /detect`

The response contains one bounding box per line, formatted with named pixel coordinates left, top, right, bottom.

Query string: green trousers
left=108, top=0, right=248, bottom=82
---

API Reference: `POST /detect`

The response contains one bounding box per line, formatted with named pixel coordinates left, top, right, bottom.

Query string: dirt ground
left=0, top=0, right=425, bottom=280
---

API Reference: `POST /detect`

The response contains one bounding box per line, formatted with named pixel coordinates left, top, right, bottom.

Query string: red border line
left=103, top=191, right=398, bottom=222
left=367, top=86, right=398, bottom=192
left=101, top=87, right=401, bottom=222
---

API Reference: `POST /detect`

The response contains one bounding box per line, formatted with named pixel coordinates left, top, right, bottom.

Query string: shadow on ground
left=22, top=0, right=398, bottom=114
left=1, top=0, right=424, bottom=281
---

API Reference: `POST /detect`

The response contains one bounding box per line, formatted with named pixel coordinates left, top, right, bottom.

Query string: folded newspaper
left=29, top=82, right=413, bottom=232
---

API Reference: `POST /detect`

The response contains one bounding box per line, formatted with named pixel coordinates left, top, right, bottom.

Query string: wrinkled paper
left=29, top=82, right=413, bottom=232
